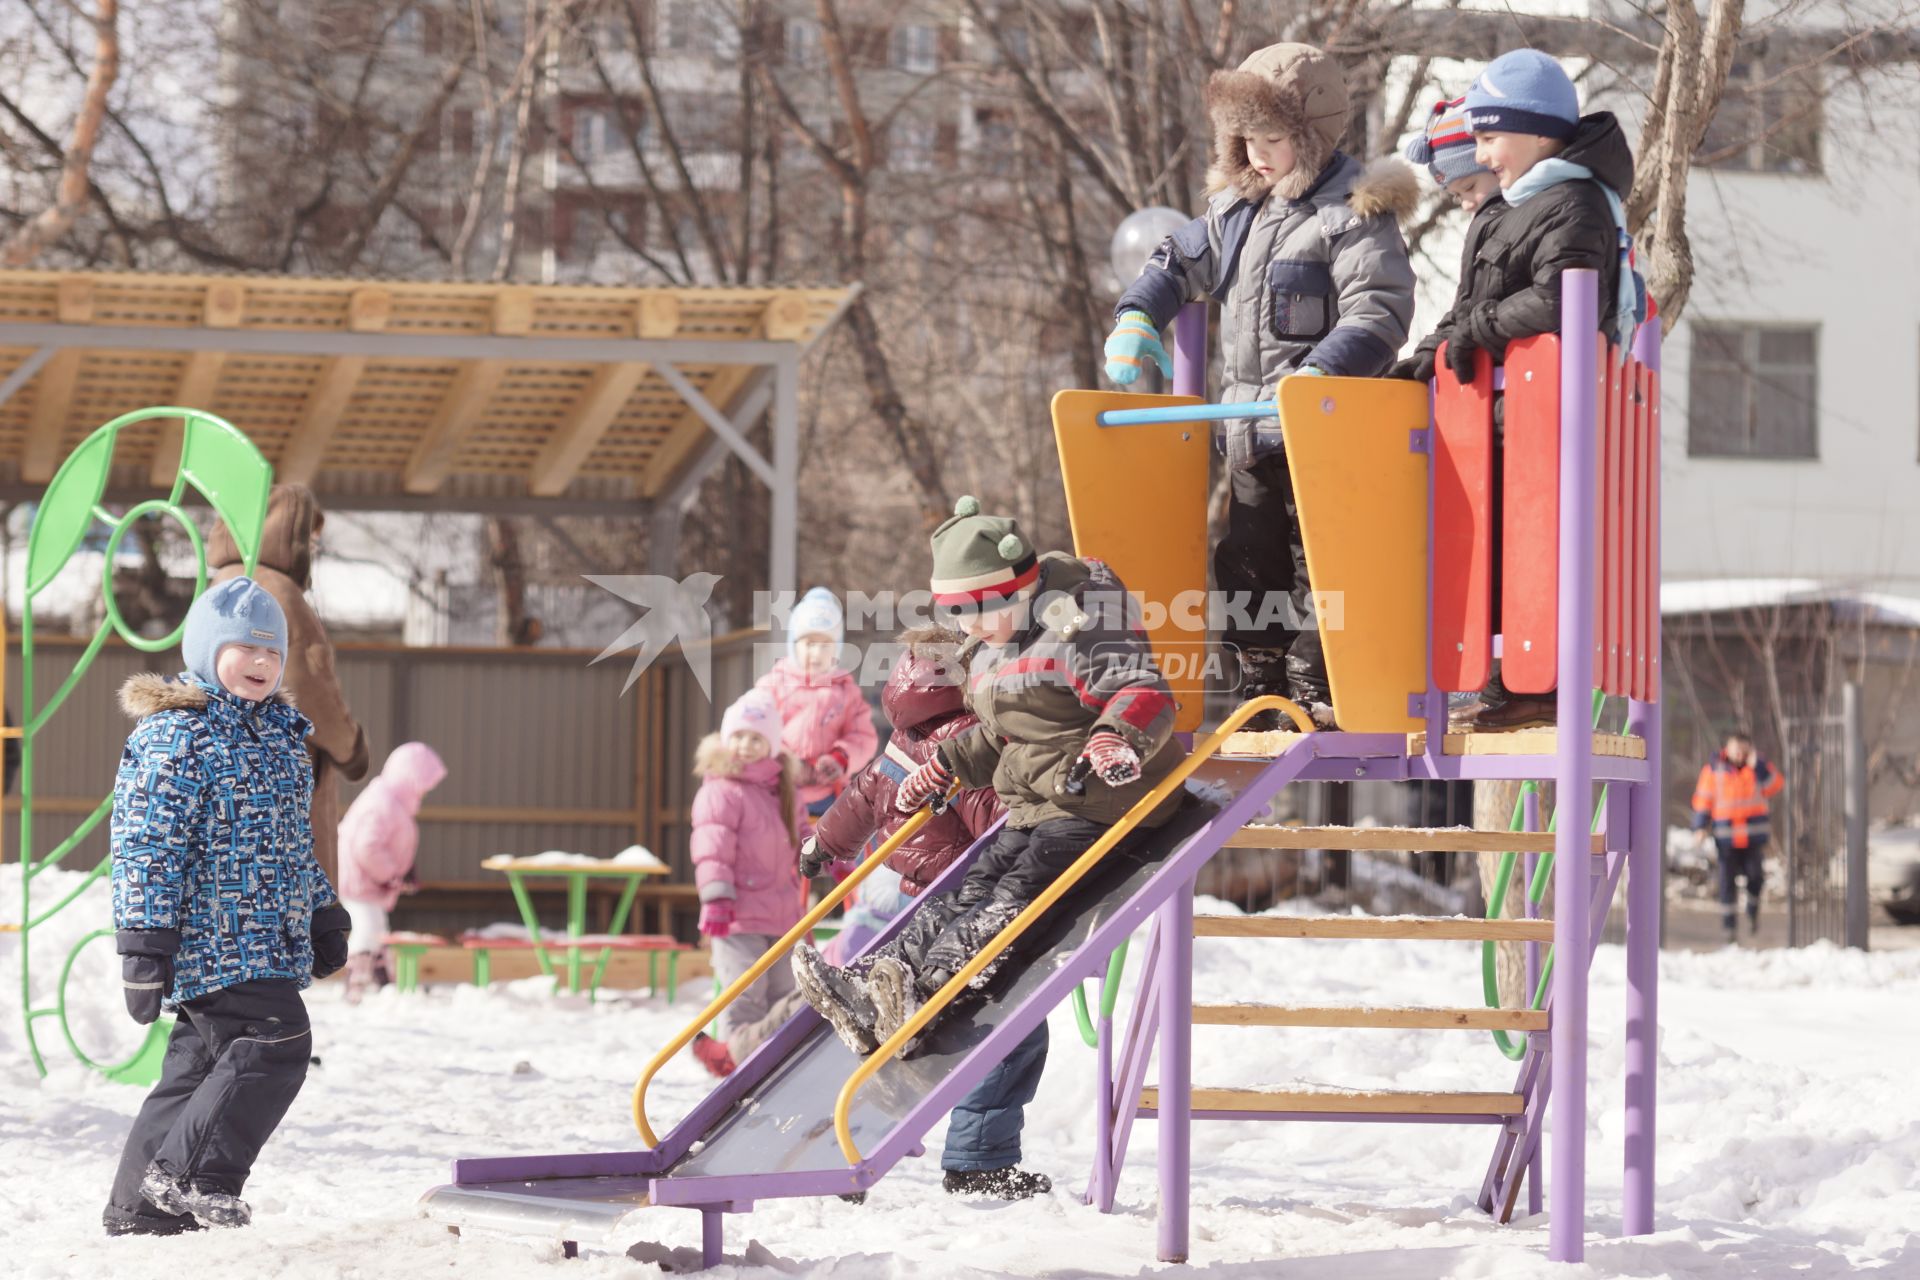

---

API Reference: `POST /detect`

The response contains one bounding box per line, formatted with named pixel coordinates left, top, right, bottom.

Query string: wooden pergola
left=0, top=269, right=857, bottom=592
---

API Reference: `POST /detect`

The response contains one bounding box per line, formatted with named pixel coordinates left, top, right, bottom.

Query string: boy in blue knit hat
left=1395, top=50, right=1641, bottom=731
left=103, top=577, right=351, bottom=1236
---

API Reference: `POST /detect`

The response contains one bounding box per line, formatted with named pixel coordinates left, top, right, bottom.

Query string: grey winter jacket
left=1117, top=152, right=1419, bottom=466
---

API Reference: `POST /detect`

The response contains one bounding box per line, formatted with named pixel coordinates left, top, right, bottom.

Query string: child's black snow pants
left=871, top=816, right=1146, bottom=1001
left=102, top=978, right=311, bottom=1234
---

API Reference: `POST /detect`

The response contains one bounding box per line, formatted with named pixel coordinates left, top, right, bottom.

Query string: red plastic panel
left=1432, top=342, right=1494, bottom=693
left=1499, top=335, right=1559, bottom=694
left=1597, top=350, right=1618, bottom=695
left=1625, top=359, right=1645, bottom=700
left=1644, top=367, right=1661, bottom=701
left=1631, top=364, right=1652, bottom=701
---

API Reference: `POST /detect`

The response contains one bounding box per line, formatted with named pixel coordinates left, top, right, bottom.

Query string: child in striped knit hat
left=1405, top=95, right=1500, bottom=213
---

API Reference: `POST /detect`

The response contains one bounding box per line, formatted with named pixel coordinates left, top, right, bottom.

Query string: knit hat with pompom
left=927, top=496, right=1038, bottom=609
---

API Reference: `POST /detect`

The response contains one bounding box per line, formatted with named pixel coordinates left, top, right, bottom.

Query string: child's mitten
left=1104, top=311, right=1173, bottom=384
left=1082, top=729, right=1143, bottom=787
left=117, top=928, right=179, bottom=1025
left=698, top=899, right=736, bottom=939
left=311, top=901, right=352, bottom=978
left=894, top=752, right=954, bottom=814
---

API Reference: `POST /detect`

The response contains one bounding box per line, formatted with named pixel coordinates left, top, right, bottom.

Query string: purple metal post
left=1522, top=788, right=1544, bottom=1218
left=702, top=1209, right=723, bottom=1268
left=1092, top=1007, right=1115, bottom=1209
left=1623, top=313, right=1664, bottom=1237
left=1549, top=269, right=1599, bottom=1263
left=1157, top=877, right=1195, bottom=1263
left=1173, top=303, right=1207, bottom=397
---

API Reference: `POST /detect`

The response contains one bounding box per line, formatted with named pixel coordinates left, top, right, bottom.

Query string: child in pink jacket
left=336, top=742, right=447, bottom=1002
left=756, top=587, right=878, bottom=817
left=691, top=689, right=812, bottom=1074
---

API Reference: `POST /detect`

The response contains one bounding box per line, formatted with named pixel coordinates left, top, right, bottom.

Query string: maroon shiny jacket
left=814, top=644, right=1003, bottom=895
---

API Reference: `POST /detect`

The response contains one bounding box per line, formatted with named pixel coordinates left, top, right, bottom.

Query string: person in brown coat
left=205, top=485, right=369, bottom=887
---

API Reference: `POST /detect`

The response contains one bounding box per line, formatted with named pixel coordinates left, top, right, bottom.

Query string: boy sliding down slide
left=793, top=496, right=1184, bottom=1058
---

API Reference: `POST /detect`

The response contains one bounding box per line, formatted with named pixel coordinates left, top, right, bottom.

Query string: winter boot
left=343, top=953, right=375, bottom=1006
left=1747, top=904, right=1760, bottom=936
left=866, top=956, right=920, bottom=1045
left=791, top=945, right=879, bottom=1056
left=1285, top=651, right=1337, bottom=730
left=942, top=1166, right=1053, bottom=1200
left=691, top=1032, right=737, bottom=1079
left=140, top=1164, right=250, bottom=1229
left=1232, top=648, right=1293, bottom=731
left=1458, top=664, right=1555, bottom=732
left=103, top=1207, right=202, bottom=1238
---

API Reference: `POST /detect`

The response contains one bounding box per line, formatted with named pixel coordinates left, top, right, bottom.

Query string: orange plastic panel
left=1432, top=343, right=1493, bottom=693
left=1052, top=389, right=1209, bottom=732
left=1499, top=336, right=1559, bottom=695
left=1279, top=374, right=1431, bottom=733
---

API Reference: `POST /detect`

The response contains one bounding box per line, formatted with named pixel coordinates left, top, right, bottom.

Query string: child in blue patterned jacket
left=102, top=577, right=352, bottom=1237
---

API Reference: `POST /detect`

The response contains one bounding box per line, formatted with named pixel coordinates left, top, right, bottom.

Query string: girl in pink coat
left=756, top=587, right=878, bottom=817
left=691, top=689, right=813, bottom=1074
left=337, top=742, right=447, bottom=1001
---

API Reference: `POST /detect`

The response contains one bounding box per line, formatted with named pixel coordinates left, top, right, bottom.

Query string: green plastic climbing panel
left=13, top=407, right=272, bottom=1082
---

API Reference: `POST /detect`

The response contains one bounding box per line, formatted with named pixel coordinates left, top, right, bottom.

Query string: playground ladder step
left=1194, top=915, right=1555, bottom=942
left=1192, top=1003, right=1548, bottom=1031
left=1141, top=1086, right=1526, bottom=1116
left=1219, top=728, right=1646, bottom=760
left=1224, top=825, right=1605, bottom=854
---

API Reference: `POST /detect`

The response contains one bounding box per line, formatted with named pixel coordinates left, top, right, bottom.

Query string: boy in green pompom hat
left=794, top=497, right=1191, bottom=1169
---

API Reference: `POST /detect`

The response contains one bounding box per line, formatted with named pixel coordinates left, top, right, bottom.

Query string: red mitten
left=811, top=749, right=847, bottom=783
left=698, top=899, right=735, bottom=939
left=895, top=753, right=954, bottom=813
left=1082, top=730, right=1142, bottom=787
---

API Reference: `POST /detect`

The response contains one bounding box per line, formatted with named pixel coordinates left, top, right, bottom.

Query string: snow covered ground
left=6, top=862, right=1919, bottom=1278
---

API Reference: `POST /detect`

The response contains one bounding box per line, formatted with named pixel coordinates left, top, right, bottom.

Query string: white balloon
left=1110, top=206, right=1191, bottom=285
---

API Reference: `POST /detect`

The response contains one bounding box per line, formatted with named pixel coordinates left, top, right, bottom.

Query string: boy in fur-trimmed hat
left=1103, top=42, right=1418, bottom=728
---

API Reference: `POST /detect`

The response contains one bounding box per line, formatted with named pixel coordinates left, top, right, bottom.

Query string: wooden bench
left=381, top=931, right=450, bottom=993
left=458, top=931, right=695, bottom=1000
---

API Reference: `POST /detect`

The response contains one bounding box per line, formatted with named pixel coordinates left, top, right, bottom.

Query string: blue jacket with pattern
left=111, top=673, right=329, bottom=1004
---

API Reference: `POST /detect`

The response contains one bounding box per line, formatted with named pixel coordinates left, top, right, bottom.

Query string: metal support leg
left=1623, top=700, right=1661, bottom=1235
left=701, top=1209, right=723, bottom=1268
left=1549, top=271, right=1599, bottom=1264
left=1091, top=1005, right=1114, bottom=1211
left=1156, top=878, right=1194, bottom=1263
left=1522, top=791, right=1544, bottom=1218
left=768, top=352, right=799, bottom=599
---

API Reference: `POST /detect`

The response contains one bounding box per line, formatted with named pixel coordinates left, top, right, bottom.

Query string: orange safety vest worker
left=1691, top=751, right=1785, bottom=849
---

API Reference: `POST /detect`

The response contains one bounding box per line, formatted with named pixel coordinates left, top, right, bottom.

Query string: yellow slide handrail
left=832, top=694, right=1313, bottom=1164
left=631, top=805, right=939, bottom=1144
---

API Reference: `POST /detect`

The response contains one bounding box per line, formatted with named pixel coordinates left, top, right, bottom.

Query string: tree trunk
left=1474, top=779, right=1556, bottom=1008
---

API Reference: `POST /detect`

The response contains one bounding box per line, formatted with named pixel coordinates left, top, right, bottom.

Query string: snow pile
left=4, top=865, right=1919, bottom=1276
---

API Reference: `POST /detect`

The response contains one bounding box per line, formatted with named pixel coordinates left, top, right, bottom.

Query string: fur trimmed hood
left=1346, top=157, right=1422, bottom=222
left=120, top=672, right=294, bottom=719
left=1206, top=42, right=1351, bottom=201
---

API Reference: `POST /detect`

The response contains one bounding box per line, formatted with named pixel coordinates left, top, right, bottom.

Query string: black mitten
left=311, top=901, right=352, bottom=979
left=1445, top=337, right=1480, bottom=385
left=117, top=928, right=180, bottom=1025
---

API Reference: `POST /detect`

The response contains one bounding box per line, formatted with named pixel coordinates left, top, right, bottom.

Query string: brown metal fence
left=5, top=630, right=770, bottom=939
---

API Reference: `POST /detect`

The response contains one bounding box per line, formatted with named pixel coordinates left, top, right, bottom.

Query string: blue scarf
left=1505, top=158, right=1644, bottom=355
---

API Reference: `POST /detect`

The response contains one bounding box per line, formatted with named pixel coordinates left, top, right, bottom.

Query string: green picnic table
left=479, top=854, right=678, bottom=996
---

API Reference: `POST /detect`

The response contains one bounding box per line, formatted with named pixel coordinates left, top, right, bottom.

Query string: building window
left=787, top=17, right=821, bottom=68
left=572, top=107, right=614, bottom=161
left=1687, top=323, right=1819, bottom=459
left=891, top=23, right=938, bottom=73
left=1699, top=62, right=1823, bottom=175
left=892, top=118, right=936, bottom=172
left=659, top=0, right=736, bottom=59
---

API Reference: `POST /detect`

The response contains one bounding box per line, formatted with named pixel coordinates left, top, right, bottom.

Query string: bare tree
left=0, top=0, right=118, bottom=267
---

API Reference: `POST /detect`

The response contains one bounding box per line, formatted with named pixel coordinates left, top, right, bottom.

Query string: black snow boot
left=791, top=945, right=879, bottom=1056
left=103, top=1206, right=202, bottom=1238
left=943, top=1166, right=1053, bottom=1200
left=1233, top=648, right=1293, bottom=731
left=140, top=1163, right=251, bottom=1228
left=1285, top=651, right=1337, bottom=730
